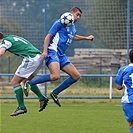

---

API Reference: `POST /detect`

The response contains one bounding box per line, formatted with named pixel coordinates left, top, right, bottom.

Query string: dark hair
left=70, top=7, right=82, bottom=14
left=0, top=32, right=4, bottom=39
left=129, top=49, right=133, bottom=63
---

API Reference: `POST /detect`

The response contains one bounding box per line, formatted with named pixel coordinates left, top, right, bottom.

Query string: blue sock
left=53, top=77, right=77, bottom=95
left=130, top=126, right=133, bottom=133
left=29, top=74, right=51, bottom=85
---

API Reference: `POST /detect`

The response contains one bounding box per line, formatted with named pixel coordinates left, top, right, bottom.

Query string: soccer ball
left=60, top=12, right=74, bottom=27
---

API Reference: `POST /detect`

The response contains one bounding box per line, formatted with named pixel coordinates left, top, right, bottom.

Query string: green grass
left=0, top=100, right=129, bottom=133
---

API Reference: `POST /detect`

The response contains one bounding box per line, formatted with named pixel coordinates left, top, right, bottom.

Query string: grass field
left=0, top=99, right=129, bottom=133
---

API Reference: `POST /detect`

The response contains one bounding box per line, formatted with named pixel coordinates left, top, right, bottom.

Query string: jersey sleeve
left=114, top=67, right=125, bottom=86
left=0, top=40, right=12, bottom=49
left=49, top=20, right=63, bottom=35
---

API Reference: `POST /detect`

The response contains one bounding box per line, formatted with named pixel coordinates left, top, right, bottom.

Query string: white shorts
left=15, top=54, right=43, bottom=78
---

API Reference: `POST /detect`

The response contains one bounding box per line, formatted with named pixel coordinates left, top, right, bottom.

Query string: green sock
left=30, top=85, right=44, bottom=101
left=14, top=85, right=25, bottom=109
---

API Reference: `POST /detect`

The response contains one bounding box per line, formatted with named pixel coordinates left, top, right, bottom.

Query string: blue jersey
left=114, top=64, right=133, bottom=103
left=48, top=19, right=76, bottom=55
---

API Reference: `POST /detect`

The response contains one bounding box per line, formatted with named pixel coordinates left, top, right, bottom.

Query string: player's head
left=70, top=7, right=82, bottom=22
left=0, top=32, right=4, bottom=39
left=129, top=49, right=133, bottom=63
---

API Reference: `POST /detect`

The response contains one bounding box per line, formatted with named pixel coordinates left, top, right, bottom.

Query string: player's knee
left=129, top=122, right=133, bottom=128
left=11, top=78, right=21, bottom=87
left=51, top=74, right=60, bottom=81
left=73, top=73, right=81, bottom=81
left=11, top=79, right=16, bottom=86
left=76, top=73, right=81, bottom=80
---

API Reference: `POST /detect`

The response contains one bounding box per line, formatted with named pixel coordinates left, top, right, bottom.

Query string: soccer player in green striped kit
left=0, top=32, right=49, bottom=116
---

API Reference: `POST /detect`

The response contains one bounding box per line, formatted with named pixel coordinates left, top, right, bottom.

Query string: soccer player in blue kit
left=114, top=49, right=133, bottom=133
left=25, top=7, right=94, bottom=107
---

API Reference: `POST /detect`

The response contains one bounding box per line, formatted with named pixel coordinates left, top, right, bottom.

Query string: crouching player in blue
left=114, top=49, right=133, bottom=133
left=24, top=6, right=94, bottom=107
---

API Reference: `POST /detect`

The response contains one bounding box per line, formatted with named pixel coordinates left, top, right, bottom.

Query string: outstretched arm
left=73, top=34, right=94, bottom=41
left=0, top=48, right=6, bottom=57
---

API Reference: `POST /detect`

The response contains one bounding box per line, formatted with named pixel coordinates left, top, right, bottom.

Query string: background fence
left=0, top=0, right=133, bottom=99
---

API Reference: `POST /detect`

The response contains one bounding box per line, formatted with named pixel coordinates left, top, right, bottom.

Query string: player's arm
left=39, top=21, right=61, bottom=60
left=0, top=47, right=6, bottom=57
left=39, top=33, right=53, bottom=60
left=114, top=68, right=124, bottom=90
left=73, top=34, right=94, bottom=41
left=0, top=40, right=12, bottom=57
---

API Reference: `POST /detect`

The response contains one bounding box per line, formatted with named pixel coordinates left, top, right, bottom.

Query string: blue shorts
left=122, top=103, right=133, bottom=122
left=45, top=49, right=70, bottom=70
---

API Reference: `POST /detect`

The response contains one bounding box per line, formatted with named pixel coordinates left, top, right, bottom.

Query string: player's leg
left=25, top=61, right=60, bottom=104
left=26, top=62, right=60, bottom=110
left=122, top=103, right=133, bottom=133
left=19, top=54, right=44, bottom=100
left=50, top=54, right=80, bottom=106
left=17, top=55, right=48, bottom=112
left=22, top=54, right=44, bottom=97
left=129, top=123, right=133, bottom=133
left=10, top=75, right=27, bottom=116
left=53, top=63, right=80, bottom=95
left=28, top=62, right=60, bottom=86
left=27, top=51, right=60, bottom=86
left=25, top=62, right=60, bottom=107
left=24, top=78, right=49, bottom=112
left=50, top=63, right=80, bottom=107
left=24, top=54, right=60, bottom=110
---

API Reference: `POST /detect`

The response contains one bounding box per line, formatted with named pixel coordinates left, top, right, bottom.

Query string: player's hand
left=87, top=35, right=94, bottom=41
left=116, top=85, right=123, bottom=90
left=39, top=52, right=47, bottom=60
